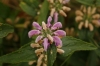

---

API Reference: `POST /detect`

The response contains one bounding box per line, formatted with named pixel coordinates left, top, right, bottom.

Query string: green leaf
left=61, top=36, right=97, bottom=57
left=37, top=0, right=49, bottom=24
left=0, top=43, right=37, bottom=63
left=47, top=44, right=57, bottom=66
left=19, top=2, right=37, bottom=17
left=95, top=0, right=100, bottom=6
left=78, top=29, right=94, bottom=41
left=76, top=0, right=94, bottom=6
left=95, top=48, right=100, bottom=57
left=0, top=2, right=10, bottom=19
left=0, top=24, right=14, bottom=38
left=87, top=51, right=98, bottom=66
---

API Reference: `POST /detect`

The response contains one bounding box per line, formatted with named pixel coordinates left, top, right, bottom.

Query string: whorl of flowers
left=48, top=0, right=71, bottom=17
left=28, top=13, right=66, bottom=66
left=75, top=5, right=100, bottom=31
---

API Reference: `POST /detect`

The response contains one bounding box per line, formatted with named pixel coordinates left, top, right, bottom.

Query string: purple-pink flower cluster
left=28, top=13, right=66, bottom=51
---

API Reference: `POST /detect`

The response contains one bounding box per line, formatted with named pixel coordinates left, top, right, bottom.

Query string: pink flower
left=28, top=13, right=66, bottom=51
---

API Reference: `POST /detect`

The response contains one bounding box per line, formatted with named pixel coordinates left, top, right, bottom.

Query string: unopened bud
left=84, top=20, right=89, bottom=28
left=35, top=48, right=44, bottom=53
left=59, top=10, right=67, bottom=17
left=28, top=60, right=36, bottom=65
left=88, top=23, right=94, bottom=31
left=80, top=5, right=84, bottom=10
left=92, top=14, right=100, bottom=19
left=65, top=28, right=69, bottom=35
left=44, top=55, right=47, bottom=62
left=62, top=6, right=71, bottom=11
left=91, top=7, right=96, bottom=14
left=92, top=20, right=100, bottom=27
left=38, top=54, right=44, bottom=62
left=42, top=21, right=47, bottom=30
left=43, top=63, right=47, bottom=66
left=37, top=54, right=44, bottom=66
left=57, top=45, right=62, bottom=48
left=78, top=22, right=84, bottom=29
left=83, top=6, right=86, bottom=13
left=70, top=28, right=74, bottom=36
left=47, top=34, right=53, bottom=43
left=50, top=8, right=55, bottom=17
left=75, top=16, right=83, bottom=22
left=57, top=48, right=65, bottom=54
left=37, top=61, right=42, bottom=66
left=59, top=0, right=62, bottom=3
left=87, top=7, right=91, bottom=15
left=48, top=0, right=54, bottom=3
left=75, top=10, right=83, bottom=16
left=30, top=43, right=40, bottom=48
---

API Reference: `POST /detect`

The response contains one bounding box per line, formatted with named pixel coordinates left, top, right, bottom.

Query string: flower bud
left=83, top=6, right=86, bottom=13
left=65, top=28, right=69, bottom=35
left=87, top=7, right=91, bottom=15
left=62, top=6, right=71, bottom=11
left=88, top=23, right=94, bottom=31
left=43, top=63, right=47, bottom=66
left=48, top=0, right=54, bottom=3
left=37, top=54, right=44, bottom=66
left=59, top=0, right=62, bottom=3
left=47, top=34, right=53, bottom=43
left=91, top=7, right=96, bottom=14
left=84, top=20, right=89, bottom=28
left=44, top=55, right=47, bottom=62
left=35, top=48, right=44, bottom=54
left=50, top=8, right=55, bottom=17
left=75, top=16, right=83, bottom=22
left=42, top=21, right=47, bottom=30
left=30, top=43, right=40, bottom=48
left=78, top=22, right=84, bottom=29
left=59, top=10, right=67, bottom=17
left=92, top=14, right=100, bottom=19
left=57, top=48, right=65, bottom=54
left=57, top=45, right=62, bottom=48
left=75, top=10, right=83, bottom=16
left=92, top=20, right=100, bottom=27
left=28, top=61, right=36, bottom=65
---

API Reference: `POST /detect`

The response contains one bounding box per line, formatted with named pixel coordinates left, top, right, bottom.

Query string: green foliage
left=95, top=0, right=100, bottom=6
left=47, top=44, right=57, bottom=66
left=61, top=36, right=97, bottom=57
left=0, top=24, right=14, bottom=38
left=0, top=3, right=10, bottom=19
left=0, top=43, right=37, bottom=63
left=19, top=1, right=37, bottom=17
left=37, top=0, right=49, bottom=24
left=0, top=0, right=100, bottom=66
left=76, top=0, right=94, bottom=6
left=0, top=36, right=97, bottom=64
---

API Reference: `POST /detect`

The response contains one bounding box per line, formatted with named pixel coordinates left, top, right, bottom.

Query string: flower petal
left=42, top=21, right=47, bottom=30
left=28, top=30, right=41, bottom=38
left=63, top=0, right=70, bottom=4
left=47, top=16, right=52, bottom=27
left=54, top=30, right=66, bottom=37
left=51, top=22, right=62, bottom=30
left=43, top=38, right=49, bottom=51
left=53, top=36, right=62, bottom=47
left=32, top=22, right=42, bottom=30
left=54, top=12, right=58, bottom=23
left=35, top=35, right=43, bottom=43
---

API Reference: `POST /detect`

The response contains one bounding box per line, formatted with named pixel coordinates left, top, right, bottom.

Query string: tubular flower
left=48, top=0, right=71, bottom=17
left=28, top=15, right=66, bottom=51
left=75, top=5, right=100, bottom=31
left=28, top=14, right=66, bottom=66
